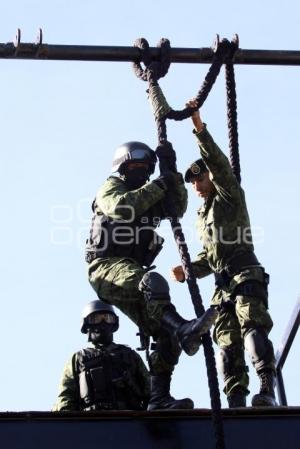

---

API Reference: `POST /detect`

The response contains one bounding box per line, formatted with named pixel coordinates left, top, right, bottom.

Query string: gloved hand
left=152, top=172, right=182, bottom=191
left=152, top=171, right=184, bottom=190
left=156, top=142, right=177, bottom=166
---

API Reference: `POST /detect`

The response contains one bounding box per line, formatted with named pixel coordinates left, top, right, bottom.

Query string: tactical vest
left=85, top=200, right=164, bottom=267
left=76, top=344, right=145, bottom=411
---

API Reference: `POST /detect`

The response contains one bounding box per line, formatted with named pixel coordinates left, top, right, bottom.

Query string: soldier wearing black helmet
left=53, top=300, right=150, bottom=411
left=85, top=140, right=217, bottom=410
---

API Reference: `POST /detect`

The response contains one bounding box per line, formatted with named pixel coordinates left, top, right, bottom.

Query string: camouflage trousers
left=88, top=257, right=182, bottom=375
left=211, top=267, right=274, bottom=396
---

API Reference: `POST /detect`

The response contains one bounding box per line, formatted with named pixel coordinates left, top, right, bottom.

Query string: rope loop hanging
left=132, top=35, right=233, bottom=449
left=136, top=35, right=242, bottom=183
left=142, top=37, right=233, bottom=148
left=168, top=37, right=233, bottom=121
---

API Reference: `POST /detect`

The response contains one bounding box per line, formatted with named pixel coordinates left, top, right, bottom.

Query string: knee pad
left=244, top=328, right=274, bottom=370
left=216, top=347, right=247, bottom=381
left=139, top=271, right=170, bottom=301
left=149, top=348, right=179, bottom=374
left=216, top=348, right=235, bottom=380
left=155, top=332, right=182, bottom=366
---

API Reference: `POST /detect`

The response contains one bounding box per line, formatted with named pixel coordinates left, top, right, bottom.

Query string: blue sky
left=0, top=0, right=299, bottom=410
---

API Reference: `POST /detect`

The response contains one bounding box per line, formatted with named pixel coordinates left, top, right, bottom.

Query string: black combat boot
left=161, top=307, right=217, bottom=356
left=227, top=388, right=247, bottom=408
left=251, top=370, right=277, bottom=407
left=147, top=373, right=194, bottom=411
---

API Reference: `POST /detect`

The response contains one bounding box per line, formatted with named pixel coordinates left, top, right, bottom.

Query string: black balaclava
left=88, top=323, right=114, bottom=345
left=122, top=165, right=150, bottom=190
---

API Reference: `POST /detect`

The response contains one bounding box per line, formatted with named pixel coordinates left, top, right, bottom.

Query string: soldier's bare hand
left=170, top=265, right=185, bottom=282
left=185, top=99, right=204, bottom=132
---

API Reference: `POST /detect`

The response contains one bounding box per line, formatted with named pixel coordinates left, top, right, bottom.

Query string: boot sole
left=251, top=395, right=277, bottom=407
left=148, top=398, right=194, bottom=411
left=182, top=308, right=218, bottom=356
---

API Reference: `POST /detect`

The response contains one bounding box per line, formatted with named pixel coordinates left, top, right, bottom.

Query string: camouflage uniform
left=87, top=174, right=188, bottom=375
left=190, top=125, right=275, bottom=398
left=53, top=342, right=150, bottom=411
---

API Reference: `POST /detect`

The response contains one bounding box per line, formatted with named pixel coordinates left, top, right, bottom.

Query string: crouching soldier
left=53, top=300, right=150, bottom=411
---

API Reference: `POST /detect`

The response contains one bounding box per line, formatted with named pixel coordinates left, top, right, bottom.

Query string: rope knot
left=133, top=37, right=171, bottom=84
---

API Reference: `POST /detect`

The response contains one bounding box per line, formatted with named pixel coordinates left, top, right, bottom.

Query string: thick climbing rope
left=225, top=35, right=241, bottom=184
left=133, top=36, right=239, bottom=449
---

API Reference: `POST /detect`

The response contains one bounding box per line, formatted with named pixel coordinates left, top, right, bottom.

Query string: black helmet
left=111, top=141, right=157, bottom=175
left=184, top=158, right=208, bottom=183
left=80, top=300, right=119, bottom=334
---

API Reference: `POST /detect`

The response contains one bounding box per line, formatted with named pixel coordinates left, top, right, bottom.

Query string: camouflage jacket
left=85, top=173, right=187, bottom=266
left=53, top=342, right=150, bottom=411
left=191, top=125, right=257, bottom=279
left=95, top=174, right=187, bottom=222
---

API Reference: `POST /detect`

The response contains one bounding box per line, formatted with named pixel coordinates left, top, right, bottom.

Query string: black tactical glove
left=152, top=174, right=173, bottom=191
left=152, top=172, right=183, bottom=191
left=156, top=141, right=176, bottom=162
left=155, top=141, right=177, bottom=172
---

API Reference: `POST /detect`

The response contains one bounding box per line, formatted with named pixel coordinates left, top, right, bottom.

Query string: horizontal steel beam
left=1, top=409, right=300, bottom=449
left=1, top=42, right=300, bottom=65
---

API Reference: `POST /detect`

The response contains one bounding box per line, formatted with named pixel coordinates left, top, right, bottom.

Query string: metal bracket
left=34, top=28, right=43, bottom=57
left=212, top=34, right=220, bottom=53
left=232, top=33, right=239, bottom=49
left=13, top=28, right=21, bottom=56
